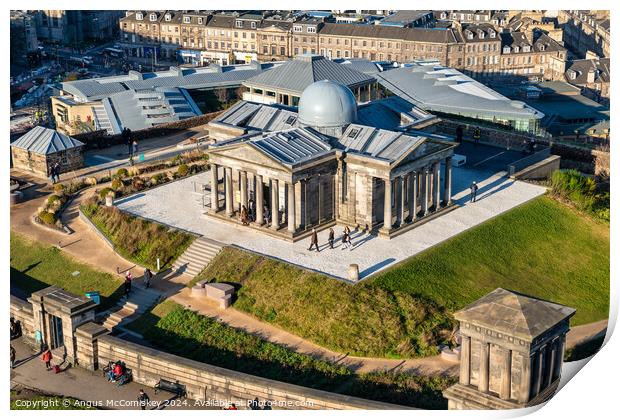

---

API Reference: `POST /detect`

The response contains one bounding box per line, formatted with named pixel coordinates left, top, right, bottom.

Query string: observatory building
left=205, top=79, right=457, bottom=241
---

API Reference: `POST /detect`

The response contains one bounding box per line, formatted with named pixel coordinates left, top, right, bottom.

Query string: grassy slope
left=10, top=231, right=123, bottom=311
left=80, top=200, right=195, bottom=271
left=371, top=196, right=609, bottom=326
left=196, top=196, right=609, bottom=359
left=126, top=301, right=454, bottom=409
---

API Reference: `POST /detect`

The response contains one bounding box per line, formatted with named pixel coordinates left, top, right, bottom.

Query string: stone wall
left=10, top=295, right=35, bottom=343
left=93, top=334, right=406, bottom=410
left=10, top=146, right=84, bottom=176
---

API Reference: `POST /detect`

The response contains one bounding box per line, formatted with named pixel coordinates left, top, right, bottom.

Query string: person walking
left=143, top=268, right=152, bottom=289
left=41, top=347, right=52, bottom=371
left=308, top=228, right=319, bottom=252
left=53, top=162, right=61, bottom=183
left=470, top=181, right=479, bottom=203
left=137, top=389, right=150, bottom=410
left=10, top=345, right=16, bottom=369
left=341, top=228, right=349, bottom=250
left=344, top=226, right=353, bottom=250
left=132, top=140, right=139, bottom=158
left=124, top=272, right=133, bottom=298
left=328, top=228, right=334, bottom=249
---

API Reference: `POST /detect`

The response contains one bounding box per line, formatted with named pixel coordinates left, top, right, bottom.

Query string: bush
left=38, top=211, right=57, bottom=225
left=177, top=164, right=189, bottom=177
left=111, top=178, right=123, bottom=191
left=131, top=176, right=145, bottom=190
left=116, top=168, right=129, bottom=178
left=53, top=184, right=66, bottom=195
left=47, top=195, right=61, bottom=206
left=98, top=188, right=114, bottom=200
left=150, top=173, right=165, bottom=185
left=549, top=169, right=609, bottom=221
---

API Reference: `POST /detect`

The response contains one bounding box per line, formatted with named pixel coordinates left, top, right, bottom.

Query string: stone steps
left=101, top=286, right=161, bottom=331
left=172, top=237, right=222, bottom=278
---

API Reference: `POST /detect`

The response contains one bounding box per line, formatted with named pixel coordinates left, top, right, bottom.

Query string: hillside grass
left=80, top=198, right=195, bottom=271
left=126, top=301, right=454, bottom=409
left=195, top=196, right=609, bottom=359
left=10, top=231, right=123, bottom=311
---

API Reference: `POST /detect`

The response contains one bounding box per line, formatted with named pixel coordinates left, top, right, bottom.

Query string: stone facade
left=11, top=145, right=84, bottom=177
left=443, top=288, right=576, bottom=410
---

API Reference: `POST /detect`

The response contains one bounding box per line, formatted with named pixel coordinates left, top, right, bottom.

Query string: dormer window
left=197, top=17, right=203, bottom=24
left=307, top=26, right=316, bottom=33
left=567, top=69, right=577, bottom=79
left=136, top=13, right=143, bottom=21
left=293, top=25, right=302, bottom=32
left=235, top=20, right=243, bottom=28
left=149, top=13, right=157, bottom=22
left=465, top=30, right=473, bottom=40
left=478, top=30, right=485, bottom=39
left=183, top=16, right=190, bottom=23
left=165, top=13, right=171, bottom=22
left=523, top=45, right=530, bottom=52
left=251, top=21, right=257, bottom=29
left=514, top=46, right=520, bottom=53
left=503, top=46, right=511, bottom=54
left=489, top=30, right=495, bottom=38
left=539, top=44, right=546, bottom=51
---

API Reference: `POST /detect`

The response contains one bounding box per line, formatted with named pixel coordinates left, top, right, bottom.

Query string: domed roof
left=298, top=80, right=357, bottom=128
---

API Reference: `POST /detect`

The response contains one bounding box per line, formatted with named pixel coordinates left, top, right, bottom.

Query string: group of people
left=124, top=267, right=154, bottom=297
left=105, top=360, right=130, bottom=385
left=308, top=226, right=353, bottom=252
left=10, top=317, right=22, bottom=340
left=122, top=127, right=139, bottom=165
left=48, top=162, right=61, bottom=184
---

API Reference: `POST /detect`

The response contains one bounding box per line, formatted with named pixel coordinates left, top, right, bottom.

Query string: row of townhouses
left=118, top=10, right=568, bottom=81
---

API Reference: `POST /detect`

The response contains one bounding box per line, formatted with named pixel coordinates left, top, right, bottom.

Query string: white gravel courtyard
left=116, top=167, right=546, bottom=282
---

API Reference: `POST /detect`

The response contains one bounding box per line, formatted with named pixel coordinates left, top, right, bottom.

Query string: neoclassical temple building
left=205, top=80, right=457, bottom=241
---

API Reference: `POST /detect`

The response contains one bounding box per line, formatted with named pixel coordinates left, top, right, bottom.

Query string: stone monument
left=443, top=288, right=575, bottom=410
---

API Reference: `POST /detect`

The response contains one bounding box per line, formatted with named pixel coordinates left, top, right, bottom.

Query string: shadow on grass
left=565, top=335, right=605, bottom=362
left=127, top=306, right=453, bottom=409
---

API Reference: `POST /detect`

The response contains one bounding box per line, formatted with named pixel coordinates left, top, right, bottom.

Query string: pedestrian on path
left=470, top=181, right=478, bottom=203
left=328, top=228, right=334, bottom=249
left=132, top=140, right=139, bottom=157
left=308, top=228, right=319, bottom=252
left=137, top=389, right=150, bottom=410
left=10, top=345, right=16, bottom=369
left=41, top=347, right=52, bottom=371
left=341, top=229, right=350, bottom=250
left=124, top=272, right=133, bottom=298
left=143, top=268, right=152, bottom=289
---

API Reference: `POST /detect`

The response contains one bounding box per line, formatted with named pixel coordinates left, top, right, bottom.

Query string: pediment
left=210, top=142, right=290, bottom=172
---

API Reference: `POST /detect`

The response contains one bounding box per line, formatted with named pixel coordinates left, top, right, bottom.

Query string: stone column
left=240, top=170, right=248, bottom=209
left=209, top=163, right=219, bottom=213
left=460, top=335, right=471, bottom=386
left=409, top=171, right=417, bottom=222
left=535, top=346, right=545, bottom=395
left=546, top=341, right=557, bottom=387
left=270, top=179, right=279, bottom=230
left=399, top=176, right=406, bottom=226
left=382, top=178, right=392, bottom=232
left=433, top=161, right=441, bottom=210
left=519, top=353, right=533, bottom=403
left=421, top=168, right=429, bottom=216
left=255, top=175, right=264, bottom=225
left=444, top=157, right=453, bottom=206
left=287, top=182, right=296, bottom=233
left=478, top=341, right=490, bottom=393
left=225, top=167, right=233, bottom=216
left=500, top=348, right=512, bottom=400
left=554, top=334, right=565, bottom=380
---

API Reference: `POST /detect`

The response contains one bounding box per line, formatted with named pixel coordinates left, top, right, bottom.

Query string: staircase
left=101, top=286, right=162, bottom=331
left=172, top=237, right=223, bottom=278
left=92, top=103, right=114, bottom=134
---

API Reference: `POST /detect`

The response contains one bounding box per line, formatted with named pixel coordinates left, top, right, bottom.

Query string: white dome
left=298, top=80, right=357, bottom=128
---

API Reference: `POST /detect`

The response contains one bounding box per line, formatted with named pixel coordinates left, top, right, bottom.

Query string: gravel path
left=116, top=167, right=547, bottom=281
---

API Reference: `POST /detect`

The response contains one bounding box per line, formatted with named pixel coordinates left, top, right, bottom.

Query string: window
left=348, top=128, right=359, bottom=138
left=251, top=21, right=257, bottom=29
left=514, top=46, right=520, bottom=53
left=285, top=115, right=296, bottom=125
left=293, top=25, right=302, bottom=32
left=307, top=26, right=316, bottom=33
left=136, top=13, right=143, bottom=20
left=198, top=17, right=203, bottom=24
left=280, top=46, right=285, bottom=55
left=150, top=13, right=157, bottom=22
left=503, top=46, right=511, bottom=54
left=183, top=16, right=190, bottom=23
left=235, top=20, right=243, bottom=28
left=165, top=13, right=171, bottom=22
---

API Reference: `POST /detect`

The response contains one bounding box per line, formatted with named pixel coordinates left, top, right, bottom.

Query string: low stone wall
left=93, top=334, right=407, bottom=410
left=10, top=295, right=36, bottom=344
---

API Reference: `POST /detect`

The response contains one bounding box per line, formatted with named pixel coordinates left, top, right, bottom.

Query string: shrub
left=131, top=176, right=145, bottom=190
left=53, top=183, right=66, bottom=195
left=111, top=178, right=123, bottom=191
left=98, top=188, right=114, bottom=200
left=150, top=173, right=165, bottom=185
left=47, top=195, right=61, bottom=206
left=549, top=169, right=608, bottom=221
left=177, top=164, right=189, bottom=177
left=116, top=168, right=129, bottom=178
left=38, top=211, right=57, bottom=225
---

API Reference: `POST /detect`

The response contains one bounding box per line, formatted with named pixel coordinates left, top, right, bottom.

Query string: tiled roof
left=12, top=126, right=84, bottom=154
left=319, top=23, right=460, bottom=43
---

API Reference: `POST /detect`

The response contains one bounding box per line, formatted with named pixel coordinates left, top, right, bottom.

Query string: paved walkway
left=116, top=166, right=547, bottom=281
left=10, top=338, right=213, bottom=410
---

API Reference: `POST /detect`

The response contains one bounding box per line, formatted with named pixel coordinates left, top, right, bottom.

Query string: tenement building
left=443, top=288, right=575, bottom=410
left=205, top=80, right=456, bottom=240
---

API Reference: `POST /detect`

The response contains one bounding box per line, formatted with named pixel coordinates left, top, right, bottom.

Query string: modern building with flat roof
left=376, top=61, right=545, bottom=134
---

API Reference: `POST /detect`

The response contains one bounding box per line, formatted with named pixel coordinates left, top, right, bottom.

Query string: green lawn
left=195, top=196, right=609, bottom=359
left=126, top=301, right=454, bottom=409
left=10, top=232, right=123, bottom=311
left=371, top=196, right=609, bottom=326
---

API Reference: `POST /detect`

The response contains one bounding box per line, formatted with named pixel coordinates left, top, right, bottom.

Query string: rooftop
left=376, top=61, right=544, bottom=121
left=11, top=126, right=84, bottom=155
left=454, top=288, right=576, bottom=341
left=243, top=55, right=374, bottom=96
